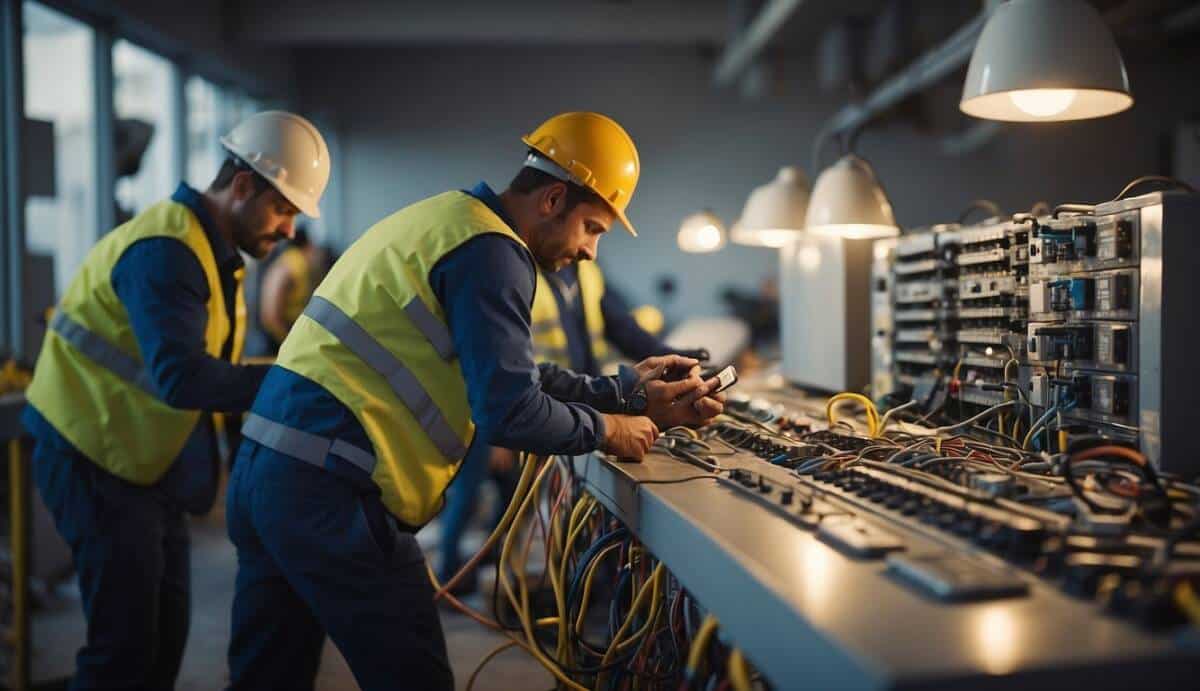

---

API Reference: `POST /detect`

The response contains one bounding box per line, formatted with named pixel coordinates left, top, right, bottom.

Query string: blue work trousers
left=33, top=443, right=190, bottom=691
left=225, top=439, right=452, bottom=691
left=437, top=443, right=518, bottom=581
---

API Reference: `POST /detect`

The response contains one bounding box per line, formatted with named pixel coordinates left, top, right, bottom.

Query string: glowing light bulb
left=1009, top=89, right=1077, bottom=117
left=694, top=224, right=722, bottom=250
left=677, top=212, right=727, bottom=253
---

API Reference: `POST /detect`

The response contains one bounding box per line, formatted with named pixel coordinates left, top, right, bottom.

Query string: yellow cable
left=465, top=640, right=520, bottom=691
left=729, top=649, right=752, bottom=691
left=554, top=494, right=598, bottom=662
left=1002, top=358, right=1019, bottom=384
left=597, top=563, right=666, bottom=688
left=575, top=542, right=623, bottom=635
left=1175, top=581, right=1200, bottom=627
left=430, top=452, right=540, bottom=598
left=1058, top=429, right=1069, bottom=454
left=826, top=393, right=880, bottom=436
left=496, top=459, right=590, bottom=691
left=611, top=564, right=665, bottom=654
left=1022, top=425, right=1038, bottom=450
left=685, top=614, right=720, bottom=677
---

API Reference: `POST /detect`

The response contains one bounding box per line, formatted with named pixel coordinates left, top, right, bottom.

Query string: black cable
left=1063, top=452, right=1168, bottom=518
left=1052, top=203, right=1095, bottom=218
left=1114, top=175, right=1197, bottom=200
left=966, top=423, right=1023, bottom=449
left=633, top=475, right=720, bottom=486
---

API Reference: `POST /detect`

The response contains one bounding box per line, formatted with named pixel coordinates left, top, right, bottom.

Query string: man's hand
left=632, top=354, right=700, bottom=386
left=601, top=414, right=659, bottom=460
left=643, top=375, right=722, bottom=429
left=488, top=447, right=518, bottom=473
left=693, top=391, right=726, bottom=421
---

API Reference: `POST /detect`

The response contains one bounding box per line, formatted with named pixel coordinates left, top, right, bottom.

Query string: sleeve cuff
left=617, top=364, right=639, bottom=402
left=592, top=408, right=607, bottom=452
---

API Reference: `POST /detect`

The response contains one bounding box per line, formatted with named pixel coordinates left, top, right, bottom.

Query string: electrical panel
left=883, top=192, right=1200, bottom=476
left=1027, top=191, right=1200, bottom=470
left=952, top=218, right=1030, bottom=409
left=890, top=225, right=957, bottom=392
left=870, top=239, right=896, bottom=398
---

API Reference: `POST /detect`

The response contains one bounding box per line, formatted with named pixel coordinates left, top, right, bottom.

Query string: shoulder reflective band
left=48, top=311, right=157, bottom=396
left=242, top=413, right=377, bottom=475
left=303, top=296, right=469, bottom=460
left=402, top=297, right=455, bottom=361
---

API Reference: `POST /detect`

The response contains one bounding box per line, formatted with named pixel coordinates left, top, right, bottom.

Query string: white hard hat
left=220, top=111, right=330, bottom=218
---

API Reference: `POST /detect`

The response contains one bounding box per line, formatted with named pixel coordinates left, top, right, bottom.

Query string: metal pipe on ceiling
left=812, top=2, right=997, bottom=167
left=713, top=0, right=808, bottom=86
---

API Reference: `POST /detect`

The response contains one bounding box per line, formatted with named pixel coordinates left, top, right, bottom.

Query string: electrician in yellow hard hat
left=22, top=111, right=331, bottom=690
left=225, top=112, right=725, bottom=690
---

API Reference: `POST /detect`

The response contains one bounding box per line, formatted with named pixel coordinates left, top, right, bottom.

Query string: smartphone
left=704, top=365, right=738, bottom=395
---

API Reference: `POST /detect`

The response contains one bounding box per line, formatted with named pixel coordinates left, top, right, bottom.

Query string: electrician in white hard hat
left=22, top=111, right=331, bottom=690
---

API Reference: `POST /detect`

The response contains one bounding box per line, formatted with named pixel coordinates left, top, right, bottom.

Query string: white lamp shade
left=961, top=0, right=1132, bottom=122
left=677, top=210, right=727, bottom=253
left=731, top=166, right=809, bottom=248
left=807, top=154, right=899, bottom=239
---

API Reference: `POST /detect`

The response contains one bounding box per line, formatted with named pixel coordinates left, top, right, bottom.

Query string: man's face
left=229, top=172, right=301, bottom=259
left=528, top=184, right=615, bottom=272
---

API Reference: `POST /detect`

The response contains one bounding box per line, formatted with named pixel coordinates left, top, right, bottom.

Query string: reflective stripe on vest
left=24, top=199, right=244, bottom=486
left=242, top=413, right=376, bottom=475
left=303, top=296, right=468, bottom=459
left=48, top=311, right=157, bottom=396
left=403, top=297, right=455, bottom=361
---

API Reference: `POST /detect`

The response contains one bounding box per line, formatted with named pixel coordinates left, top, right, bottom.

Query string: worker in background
left=225, top=111, right=725, bottom=690
left=22, top=111, right=331, bottom=690
left=531, top=260, right=706, bottom=374
left=258, top=226, right=322, bottom=353
left=437, top=259, right=708, bottom=592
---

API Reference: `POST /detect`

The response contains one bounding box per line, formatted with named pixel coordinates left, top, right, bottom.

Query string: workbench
left=569, top=384, right=1200, bottom=690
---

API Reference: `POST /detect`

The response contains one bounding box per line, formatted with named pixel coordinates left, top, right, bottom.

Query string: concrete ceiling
left=232, top=0, right=888, bottom=49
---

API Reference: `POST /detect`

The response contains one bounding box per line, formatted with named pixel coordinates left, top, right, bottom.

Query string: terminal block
left=1029, top=324, right=1093, bottom=361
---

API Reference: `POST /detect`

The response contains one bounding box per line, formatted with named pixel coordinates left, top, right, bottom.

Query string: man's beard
left=234, top=214, right=281, bottom=259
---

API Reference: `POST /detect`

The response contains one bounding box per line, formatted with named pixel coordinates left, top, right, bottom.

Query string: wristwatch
left=623, top=386, right=648, bottom=415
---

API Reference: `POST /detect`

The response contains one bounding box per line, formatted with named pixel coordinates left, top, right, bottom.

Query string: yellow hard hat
left=221, top=111, right=331, bottom=218
left=521, top=112, right=641, bottom=236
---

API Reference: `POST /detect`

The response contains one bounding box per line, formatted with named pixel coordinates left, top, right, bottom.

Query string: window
left=22, top=1, right=96, bottom=300
left=185, top=75, right=222, bottom=189
left=113, top=39, right=179, bottom=219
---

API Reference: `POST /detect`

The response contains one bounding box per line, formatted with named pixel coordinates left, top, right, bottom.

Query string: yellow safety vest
left=265, top=246, right=314, bottom=343
left=26, top=200, right=246, bottom=485
left=530, top=261, right=611, bottom=370
left=268, top=191, right=529, bottom=527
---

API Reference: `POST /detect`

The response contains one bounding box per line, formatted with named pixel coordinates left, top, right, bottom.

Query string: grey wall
left=297, top=45, right=1200, bottom=322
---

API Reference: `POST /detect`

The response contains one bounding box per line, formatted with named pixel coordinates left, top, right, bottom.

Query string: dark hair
left=508, top=150, right=605, bottom=216
left=210, top=156, right=273, bottom=196
left=291, top=227, right=310, bottom=248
